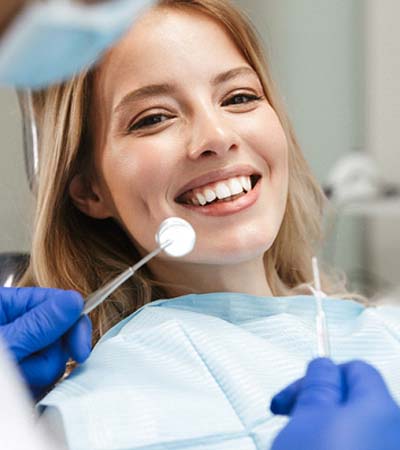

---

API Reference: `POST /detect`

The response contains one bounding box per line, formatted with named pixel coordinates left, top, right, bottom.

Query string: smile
left=175, top=172, right=262, bottom=217
left=176, top=174, right=260, bottom=206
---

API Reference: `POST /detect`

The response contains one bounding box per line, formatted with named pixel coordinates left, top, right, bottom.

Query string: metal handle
left=82, top=241, right=171, bottom=315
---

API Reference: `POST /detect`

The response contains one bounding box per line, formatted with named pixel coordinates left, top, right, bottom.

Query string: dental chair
left=0, top=253, right=29, bottom=287
left=0, top=91, right=36, bottom=287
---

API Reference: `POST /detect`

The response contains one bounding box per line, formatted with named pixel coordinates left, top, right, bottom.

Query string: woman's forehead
left=95, top=7, right=248, bottom=105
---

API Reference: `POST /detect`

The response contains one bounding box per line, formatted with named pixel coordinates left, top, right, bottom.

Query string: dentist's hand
left=270, top=358, right=400, bottom=450
left=0, top=287, right=92, bottom=398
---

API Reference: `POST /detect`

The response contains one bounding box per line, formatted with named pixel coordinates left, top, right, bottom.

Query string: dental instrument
left=310, top=256, right=331, bottom=357
left=83, top=217, right=196, bottom=315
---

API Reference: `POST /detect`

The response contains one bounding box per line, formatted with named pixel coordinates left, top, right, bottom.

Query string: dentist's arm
left=0, top=0, right=104, bottom=36
left=0, top=0, right=152, bottom=88
left=270, top=358, right=400, bottom=450
left=0, top=287, right=92, bottom=398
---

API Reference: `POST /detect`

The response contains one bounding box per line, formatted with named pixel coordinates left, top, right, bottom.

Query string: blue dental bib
left=39, top=293, right=400, bottom=450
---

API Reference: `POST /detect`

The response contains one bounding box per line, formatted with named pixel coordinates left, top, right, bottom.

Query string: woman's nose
left=186, top=109, right=238, bottom=160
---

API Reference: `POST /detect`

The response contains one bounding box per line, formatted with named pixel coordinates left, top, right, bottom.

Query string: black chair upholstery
left=0, top=253, right=30, bottom=287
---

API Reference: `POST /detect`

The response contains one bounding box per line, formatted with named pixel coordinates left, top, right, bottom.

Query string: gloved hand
left=270, top=358, right=400, bottom=450
left=0, top=287, right=92, bottom=398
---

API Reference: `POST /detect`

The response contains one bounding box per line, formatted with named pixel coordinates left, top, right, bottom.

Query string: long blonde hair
left=19, top=0, right=354, bottom=342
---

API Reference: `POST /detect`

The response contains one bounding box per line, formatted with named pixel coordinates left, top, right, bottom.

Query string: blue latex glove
left=270, top=358, right=400, bottom=450
left=0, top=287, right=92, bottom=398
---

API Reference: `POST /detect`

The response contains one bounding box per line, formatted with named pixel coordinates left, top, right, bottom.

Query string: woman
left=21, top=1, right=400, bottom=449
left=20, top=0, right=345, bottom=341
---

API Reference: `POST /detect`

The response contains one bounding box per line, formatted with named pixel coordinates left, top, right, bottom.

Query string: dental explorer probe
left=311, top=256, right=331, bottom=358
left=83, top=217, right=196, bottom=315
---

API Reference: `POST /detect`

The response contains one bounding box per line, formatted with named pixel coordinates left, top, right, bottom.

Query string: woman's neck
left=149, top=256, right=272, bottom=298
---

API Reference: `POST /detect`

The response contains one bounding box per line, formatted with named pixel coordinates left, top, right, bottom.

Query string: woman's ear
left=69, top=173, right=112, bottom=219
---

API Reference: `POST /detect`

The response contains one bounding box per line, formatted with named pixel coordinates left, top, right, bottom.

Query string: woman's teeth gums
left=216, top=183, right=231, bottom=199
left=182, top=175, right=255, bottom=206
left=204, top=189, right=216, bottom=203
left=196, top=193, right=206, bottom=205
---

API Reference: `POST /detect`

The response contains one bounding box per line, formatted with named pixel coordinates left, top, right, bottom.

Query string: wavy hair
left=19, top=0, right=356, bottom=343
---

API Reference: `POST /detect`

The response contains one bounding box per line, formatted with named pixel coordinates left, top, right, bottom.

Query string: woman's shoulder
left=102, top=292, right=371, bottom=339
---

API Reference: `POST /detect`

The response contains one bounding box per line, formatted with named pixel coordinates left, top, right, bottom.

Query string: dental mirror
left=156, top=217, right=196, bottom=257
left=83, top=217, right=196, bottom=315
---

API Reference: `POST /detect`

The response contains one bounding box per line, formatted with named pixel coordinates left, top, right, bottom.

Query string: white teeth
left=204, top=188, right=217, bottom=203
left=195, top=192, right=207, bottom=206
left=215, top=182, right=231, bottom=199
left=240, top=176, right=251, bottom=192
left=228, top=178, right=244, bottom=195
left=183, top=175, right=254, bottom=206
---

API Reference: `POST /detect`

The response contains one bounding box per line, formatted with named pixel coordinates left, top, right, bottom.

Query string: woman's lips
left=177, top=175, right=254, bottom=205
left=176, top=176, right=262, bottom=217
left=174, top=165, right=261, bottom=200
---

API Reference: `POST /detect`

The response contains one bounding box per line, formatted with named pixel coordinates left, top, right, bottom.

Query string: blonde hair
left=19, top=0, right=357, bottom=343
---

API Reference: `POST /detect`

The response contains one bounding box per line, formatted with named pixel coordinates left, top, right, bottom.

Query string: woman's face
left=84, top=7, right=288, bottom=266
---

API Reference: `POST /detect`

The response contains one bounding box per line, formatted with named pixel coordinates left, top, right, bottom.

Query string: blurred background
left=0, top=0, right=399, bottom=299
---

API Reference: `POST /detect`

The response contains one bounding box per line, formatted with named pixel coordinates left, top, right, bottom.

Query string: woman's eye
left=128, top=113, right=171, bottom=132
left=222, top=93, right=263, bottom=107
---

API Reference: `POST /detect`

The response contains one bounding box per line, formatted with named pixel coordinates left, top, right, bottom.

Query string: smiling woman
left=15, top=0, right=387, bottom=448
left=19, top=0, right=347, bottom=322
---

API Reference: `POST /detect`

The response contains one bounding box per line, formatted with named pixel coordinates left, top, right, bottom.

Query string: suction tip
left=156, top=217, right=196, bottom=257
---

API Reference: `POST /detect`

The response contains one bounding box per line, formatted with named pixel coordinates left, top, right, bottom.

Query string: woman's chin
left=186, top=239, right=273, bottom=265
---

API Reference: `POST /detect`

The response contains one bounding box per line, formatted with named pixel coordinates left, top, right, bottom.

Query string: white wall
left=365, top=0, right=400, bottom=293
left=235, top=0, right=366, bottom=282
left=0, top=88, right=32, bottom=253
left=236, top=0, right=365, bottom=179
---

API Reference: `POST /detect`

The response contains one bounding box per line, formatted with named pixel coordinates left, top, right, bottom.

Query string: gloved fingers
left=270, top=378, right=303, bottom=415
left=1, top=290, right=84, bottom=361
left=0, top=287, right=78, bottom=321
left=293, top=358, right=342, bottom=414
left=18, top=340, right=69, bottom=390
left=0, top=287, right=45, bottom=321
left=63, top=314, right=92, bottom=363
left=340, top=360, right=395, bottom=403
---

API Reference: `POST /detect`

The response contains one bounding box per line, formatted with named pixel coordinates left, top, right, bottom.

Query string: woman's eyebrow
left=211, top=66, right=257, bottom=86
left=114, top=83, right=176, bottom=114
left=113, top=66, right=257, bottom=115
